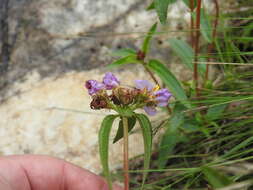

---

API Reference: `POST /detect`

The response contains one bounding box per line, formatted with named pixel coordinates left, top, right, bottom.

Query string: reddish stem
left=123, top=117, right=129, bottom=190
left=194, top=0, right=202, bottom=96
left=205, top=0, right=219, bottom=81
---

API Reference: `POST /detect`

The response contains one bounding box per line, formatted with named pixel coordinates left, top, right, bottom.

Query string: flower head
left=135, top=80, right=154, bottom=91
left=103, top=72, right=120, bottom=90
left=85, top=80, right=105, bottom=95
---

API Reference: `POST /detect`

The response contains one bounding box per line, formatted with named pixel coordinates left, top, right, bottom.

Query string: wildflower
left=135, top=80, right=171, bottom=115
left=154, top=88, right=172, bottom=107
left=85, top=80, right=105, bottom=95
left=103, top=72, right=120, bottom=90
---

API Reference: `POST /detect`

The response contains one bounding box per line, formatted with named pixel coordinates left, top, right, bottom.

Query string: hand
left=0, top=155, right=122, bottom=190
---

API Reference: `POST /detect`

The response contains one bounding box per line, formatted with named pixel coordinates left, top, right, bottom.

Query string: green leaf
left=158, top=105, right=185, bottom=168
left=113, top=117, right=137, bottom=143
left=142, top=23, right=157, bottom=54
left=167, top=38, right=206, bottom=74
left=107, top=55, right=139, bottom=69
left=111, top=48, right=136, bottom=57
left=206, top=104, right=227, bottom=121
left=146, top=1, right=155, bottom=10
left=200, top=8, right=212, bottom=43
left=99, top=115, right=118, bottom=190
left=202, top=167, right=233, bottom=188
left=154, top=0, right=176, bottom=25
left=147, top=59, right=190, bottom=108
left=135, top=113, right=153, bottom=190
left=181, top=0, right=197, bottom=8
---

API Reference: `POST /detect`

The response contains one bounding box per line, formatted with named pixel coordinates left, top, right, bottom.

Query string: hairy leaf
left=135, top=113, right=153, bottom=190
left=99, top=115, right=118, bottom=190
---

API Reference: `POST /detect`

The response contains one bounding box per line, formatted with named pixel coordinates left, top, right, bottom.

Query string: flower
left=103, top=72, right=120, bottom=90
left=85, top=80, right=105, bottom=95
left=154, top=88, right=172, bottom=107
left=135, top=80, right=154, bottom=91
left=135, top=80, right=171, bottom=116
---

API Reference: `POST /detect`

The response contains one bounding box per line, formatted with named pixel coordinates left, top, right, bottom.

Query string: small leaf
left=167, top=38, right=206, bottom=74
left=206, top=104, right=227, bottom=121
left=135, top=113, right=153, bottom=190
left=99, top=115, right=119, bottom=190
left=202, top=166, right=233, bottom=188
left=154, top=0, right=176, bottom=25
left=142, top=23, right=157, bottom=54
left=147, top=59, right=191, bottom=108
left=111, top=48, right=136, bottom=57
left=107, top=55, right=139, bottom=69
left=113, top=117, right=137, bottom=143
left=200, top=8, right=212, bottom=43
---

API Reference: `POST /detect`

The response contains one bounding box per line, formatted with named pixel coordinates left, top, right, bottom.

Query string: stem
left=143, top=65, right=160, bottom=86
left=194, top=0, right=202, bottom=96
left=205, top=0, right=219, bottom=81
left=122, top=117, right=129, bottom=190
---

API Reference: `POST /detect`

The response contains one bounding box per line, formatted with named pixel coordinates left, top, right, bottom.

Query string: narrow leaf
left=154, top=0, right=176, bottom=25
left=99, top=115, right=118, bottom=190
left=206, top=104, right=227, bottom=121
left=147, top=59, right=190, bottom=108
left=167, top=38, right=206, bottom=74
left=111, top=48, right=136, bottom=57
left=135, top=113, right=153, bottom=190
left=202, top=167, right=233, bottom=188
left=158, top=104, right=185, bottom=168
left=142, top=23, right=157, bottom=54
left=200, top=8, right=212, bottom=43
left=113, top=117, right=136, bottom=143
left=107, top=55, right=139, bottom=69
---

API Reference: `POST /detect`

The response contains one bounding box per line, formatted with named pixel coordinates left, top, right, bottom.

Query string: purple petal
left=103, top=72, right=120, bottom=90
left=154, top=88, right=172, bottom=97
left=135, top=80, right=154, bottom=91
left=144, top=106, right=157, bottom=116
left=85, top=80, right=105, bottom=95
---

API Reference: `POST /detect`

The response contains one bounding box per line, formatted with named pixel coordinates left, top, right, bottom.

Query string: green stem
left=123, top=117, right=129, bottom=190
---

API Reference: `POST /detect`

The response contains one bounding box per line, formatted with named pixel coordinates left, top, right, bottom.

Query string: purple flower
left=85, top=80, right=105, bottom=95
left=154, top=88, right=172, bottom=107
left=135, top=80, right=154, bottom=91
left=103, top=72, right=120, bottom=90
left=144, top=106, right=157, bottom=116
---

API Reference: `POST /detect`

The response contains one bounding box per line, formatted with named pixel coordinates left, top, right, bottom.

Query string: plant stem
left=205, top=0, right=219, bottom=81
left=194, top=0, right=202, bottom=96
left=122, top=117, right=129, bottom=190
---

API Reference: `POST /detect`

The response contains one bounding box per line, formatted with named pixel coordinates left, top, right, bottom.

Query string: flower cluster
left=85, top=72, right=172, bottom=116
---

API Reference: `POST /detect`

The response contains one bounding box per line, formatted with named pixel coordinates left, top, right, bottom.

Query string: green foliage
left=202, top=167, right=233, bottom=188
left=200, top=8, right=212, bottom=43
left=142, top=23, right=157, bottom=54
left=111, top=48, right=136, bottom=57
left=99, top=115, right=119, bottom=190
left=167, top=38, right=206, bottom=75
left=135, top=113, right=153, bottom=189
left=107, top=55, right=139, bottom=69
left=154, top=0, right=177, bottom=24
left=147, top=59, right=190, bottom=108
left=113, top=116, right=136, bottom=143
left=181, top=0, right=197, bottom=8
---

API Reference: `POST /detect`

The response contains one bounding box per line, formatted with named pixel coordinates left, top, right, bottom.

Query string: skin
left=0, top=155, right=122, bottom=190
